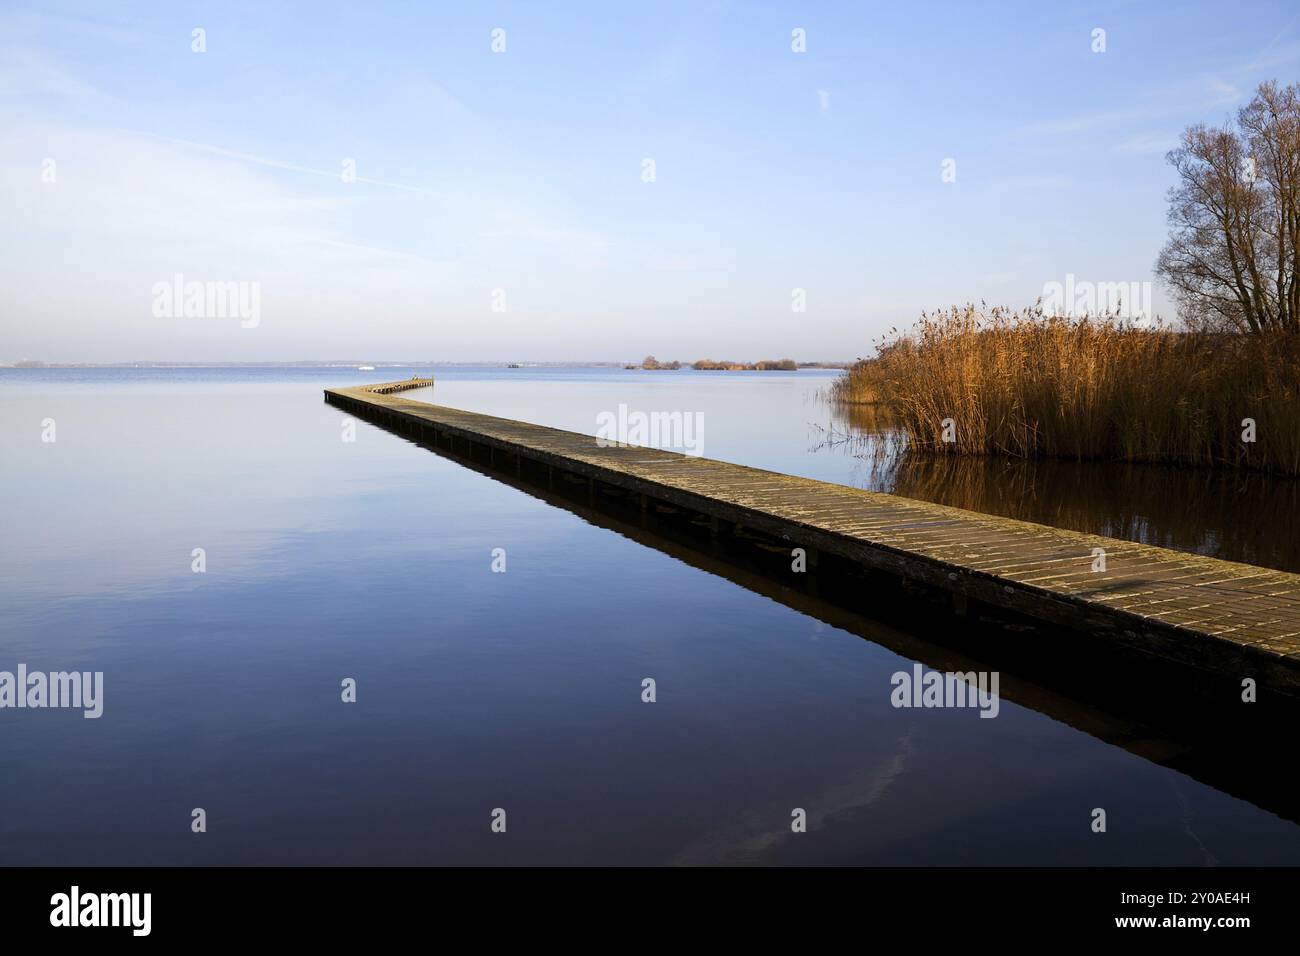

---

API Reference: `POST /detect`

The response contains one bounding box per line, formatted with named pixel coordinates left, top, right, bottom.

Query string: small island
left=630, top=355, right=799, bottom=371
left=692, top=358, right=797, bottom=371
left=634, top=355, right=682, bottom=370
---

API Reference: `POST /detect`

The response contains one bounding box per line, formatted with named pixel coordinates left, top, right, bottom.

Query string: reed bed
left=832, top=305, right=1300, bottom=476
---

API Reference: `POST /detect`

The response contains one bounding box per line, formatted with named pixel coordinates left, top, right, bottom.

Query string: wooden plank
left=327, top=382, right=1300, bottom=695
left=361, top=377, right=433, bottom=394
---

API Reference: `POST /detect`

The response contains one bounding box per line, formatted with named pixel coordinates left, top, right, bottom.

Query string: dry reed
left=832, top=305, right=1300, bottom=476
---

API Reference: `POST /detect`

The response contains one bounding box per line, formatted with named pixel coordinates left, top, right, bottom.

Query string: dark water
left=1, top=367, right=1297, bottom=865
left=829, top=402, right=1300, bottom=575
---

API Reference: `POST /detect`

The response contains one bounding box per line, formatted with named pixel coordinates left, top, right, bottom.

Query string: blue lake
left=1, top=366, right=1297, bottom=865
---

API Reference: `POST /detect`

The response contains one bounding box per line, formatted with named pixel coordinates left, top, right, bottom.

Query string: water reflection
left=354, top=399, right=1300, bottom=827
left=827, top=402, right=1300, bottom=574
left=3, top=368, right=1298, bottom=866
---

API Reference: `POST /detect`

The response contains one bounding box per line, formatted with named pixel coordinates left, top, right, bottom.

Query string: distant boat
left=507, top=363, right=523, bottom=368
left=358, top=365, right=375, bottom=371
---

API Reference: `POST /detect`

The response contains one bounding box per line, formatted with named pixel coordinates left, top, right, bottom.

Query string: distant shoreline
left=1, top=360, right=853, bottom=370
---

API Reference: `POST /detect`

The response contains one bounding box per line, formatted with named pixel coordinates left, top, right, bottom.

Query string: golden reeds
left=832, top=305, right=1300, bottom=476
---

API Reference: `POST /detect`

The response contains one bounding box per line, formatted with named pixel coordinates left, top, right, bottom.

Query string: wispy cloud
left=1204, top=75, right=1241, bottom=106
left=1023, top=109, right=1146, bottom=137
left=624, top=37, right=706, bottom=93
left=1245, top=11, right=1300, bottom=71
left=1112, top=132, right=1180, bottom=155
left=0, top=49, right=117, bottom=103
left=144, top=136, right=451, bottom=196
left=984, top=173, right=1076, bottom=193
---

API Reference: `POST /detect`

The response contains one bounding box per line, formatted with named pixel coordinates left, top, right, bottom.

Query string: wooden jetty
left=362, top=377, right=432, bottom=395
left=327, top=379, right=1300, bottom=697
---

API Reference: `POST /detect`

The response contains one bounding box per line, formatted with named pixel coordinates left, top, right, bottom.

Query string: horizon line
left=0, top=359, right=856, bottom=369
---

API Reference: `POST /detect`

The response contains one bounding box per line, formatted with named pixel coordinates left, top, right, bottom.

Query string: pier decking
left=362, top=377, right=433, bottom=394
left=327, top=380, right=1300, bottom=696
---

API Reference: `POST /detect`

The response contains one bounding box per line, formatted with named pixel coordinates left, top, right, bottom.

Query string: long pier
left=327, top=379, right=1300, bottom=698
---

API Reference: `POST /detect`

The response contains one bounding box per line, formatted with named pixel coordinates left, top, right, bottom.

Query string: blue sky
left=2, top=0, right=1298, bottom=362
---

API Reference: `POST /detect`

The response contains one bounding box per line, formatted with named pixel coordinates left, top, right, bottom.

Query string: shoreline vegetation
left=692, top=357, right=798, bottom=371
left=630, top=355, right=803, bottom=371
left=833, top=80, right=1300, bottom=479
left=831, top=305, right=1300, bottom=477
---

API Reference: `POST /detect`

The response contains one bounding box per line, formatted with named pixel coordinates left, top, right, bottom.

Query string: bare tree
left=1156, top=81, right=1300, bottom=333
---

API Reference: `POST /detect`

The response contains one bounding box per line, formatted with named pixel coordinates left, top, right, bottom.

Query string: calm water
left=1, top=366, right=1297, bottom=865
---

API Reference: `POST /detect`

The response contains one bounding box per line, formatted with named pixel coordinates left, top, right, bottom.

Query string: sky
left=2, top=0, right=1298, bottom=363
